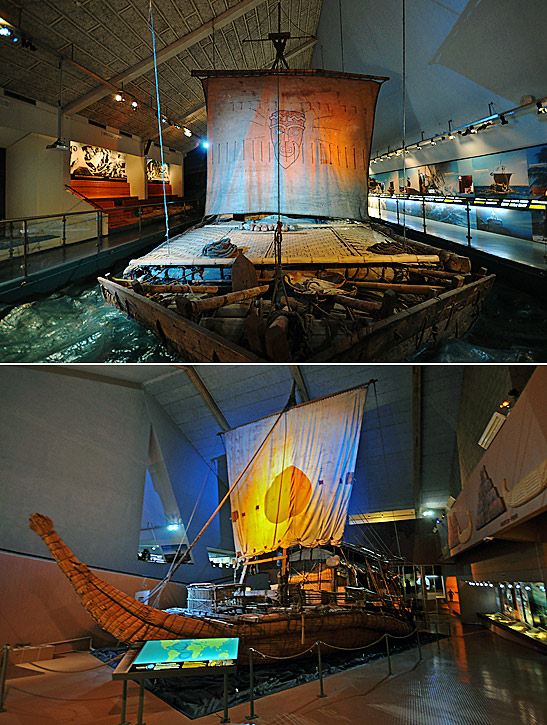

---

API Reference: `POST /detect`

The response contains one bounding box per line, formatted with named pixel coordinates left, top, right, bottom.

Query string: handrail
left=65, top=184, right=103, bottom=210
left=1, top=198, right=196, bottom=225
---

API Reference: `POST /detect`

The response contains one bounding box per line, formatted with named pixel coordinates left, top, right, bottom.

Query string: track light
left=183, top=127, right=192, bottom=137
left=115, top=92, right=124, bottom=102
left=537, top=102, right=547, bottom=114
left=470, top=126, right=477, bottom=134
left=131, top=100, right=138, bottom=109
left=448, top=133, right=455, bottom=139
left=499, top=114, right=508, bottom=124
left=201, top=140, right=210, bottom=149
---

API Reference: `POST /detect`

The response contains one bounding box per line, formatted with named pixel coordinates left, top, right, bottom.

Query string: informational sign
left=125, top=638, right=239, bottom=675
left=70, top=141, right=127, bottom=180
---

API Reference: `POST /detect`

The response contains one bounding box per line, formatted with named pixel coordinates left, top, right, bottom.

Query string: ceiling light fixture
left=131, top=100, right=138, bottom=109
left=115, top=92, right=124, bottom=102
left=183, top=127, right=192, bottom=137
left=499, top=113, right=509, bottom=124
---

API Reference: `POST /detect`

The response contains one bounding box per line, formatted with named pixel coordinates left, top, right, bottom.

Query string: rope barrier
left=249, top=644, right=317, bottom=661
left=316, top=633, right=387, bottom=652
left=20, top=652, right=124, bottom=673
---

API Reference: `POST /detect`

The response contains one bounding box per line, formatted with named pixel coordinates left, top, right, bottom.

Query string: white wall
left=0, top=91, right=185, bottom=217
left=6, top=133, right=92, bottom=218
left=125, top=152, right=146, bottom=199
left=313, top=0, right=547, bottom=157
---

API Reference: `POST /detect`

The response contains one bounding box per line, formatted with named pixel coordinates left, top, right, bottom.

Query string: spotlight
left=167, top=523, right=180, bottom=532
left=201, top=140, right=209, bottom=149
left=499, top=114, right=508, bottom=124
left=448, top=134, right=455, bottom=139
left=161, top=116, right=168, bottom=123
left=183, top=127, right=192, bottom=137
left=131, top=100, right=138, bottom=108
left=431, top=140, right=436, bottom=146
left=115, top=92, right=124, bottom=102
left=422, top=510, right=434, bottom=517
left=0, top=26, right=11, bottom=36
left=470, top=126, right=477, bottom=134
left=537, top=101, right=547, bottom=114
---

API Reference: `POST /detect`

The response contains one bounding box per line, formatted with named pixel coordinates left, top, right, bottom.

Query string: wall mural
left=70, top=141, right=127, bottom=180
left=446, top=368, right=547, bottom=557
left=146, top=159, right=170, bottom=183
left=370, top=142, right=547, bottom=243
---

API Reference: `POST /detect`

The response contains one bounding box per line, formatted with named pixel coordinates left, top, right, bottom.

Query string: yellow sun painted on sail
left=264, top=466, right=312, bottom=524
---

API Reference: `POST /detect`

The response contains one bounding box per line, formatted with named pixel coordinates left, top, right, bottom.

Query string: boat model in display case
left=98, top=67, right=494, bottom=362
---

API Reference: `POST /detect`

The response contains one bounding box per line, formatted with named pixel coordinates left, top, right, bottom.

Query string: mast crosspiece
left=243, top=2, right=314, bottom=70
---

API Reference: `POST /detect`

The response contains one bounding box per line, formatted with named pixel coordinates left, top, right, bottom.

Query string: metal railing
left=368, top=194, right=547, bottom=270
left=0, top=198, right=203, bottom=282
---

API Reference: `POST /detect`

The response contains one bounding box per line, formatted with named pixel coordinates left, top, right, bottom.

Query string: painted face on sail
left=270, top=110, right=305, bottom=168
left=264, top=465, right=312, bottom=524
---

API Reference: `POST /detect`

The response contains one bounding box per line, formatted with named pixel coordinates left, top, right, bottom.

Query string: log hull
left=29, top=514, right=412, bottom=664
left=98, top=273, right=495, bottom=363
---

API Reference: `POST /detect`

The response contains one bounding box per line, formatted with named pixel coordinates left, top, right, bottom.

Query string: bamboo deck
left=127, top=222, right=440, bottom=268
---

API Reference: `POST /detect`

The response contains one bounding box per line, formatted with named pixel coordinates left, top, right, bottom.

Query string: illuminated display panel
left=129, top=638, right=239, bottom=673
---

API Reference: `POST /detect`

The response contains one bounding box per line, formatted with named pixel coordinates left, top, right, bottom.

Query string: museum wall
left=144, top=392, right=221, bottom=583
left=0, top=551, right=186, bottom=648
left=125, top=152, right=146, bottom=199
left=0, top=367, right=150, bottom=573
left=314, top=0, right=546, bottom=155
left=6, top=133, right=92, bottom=218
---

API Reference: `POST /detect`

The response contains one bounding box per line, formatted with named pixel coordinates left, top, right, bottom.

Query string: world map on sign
left=130, top=637, right=239, bottom=672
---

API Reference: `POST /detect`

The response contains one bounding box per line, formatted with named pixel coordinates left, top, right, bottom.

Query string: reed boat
left=29, top=384, right=414, bottom=664
left=98, top=67, right=494, bottom=363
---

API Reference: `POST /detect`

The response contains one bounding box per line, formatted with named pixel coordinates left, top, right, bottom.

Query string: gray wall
left=0, top=367, right=149, bottom=572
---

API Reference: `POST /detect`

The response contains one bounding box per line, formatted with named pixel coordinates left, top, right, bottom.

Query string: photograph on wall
left=425, top=200, right=477, bottom=229
left=472, top=149, right=530, bottom=198
left=475, top=206, right=533, bottom=241
left=146, top=159, right=170, bottom=183
left=70, top=141, right=127, bottom=180
left=526, top=143, right=547, bottom=199
left=418, top=159, right=473, bottom=196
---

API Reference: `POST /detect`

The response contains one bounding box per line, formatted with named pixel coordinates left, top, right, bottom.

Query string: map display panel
left=129, top=638, right=239, bottom=673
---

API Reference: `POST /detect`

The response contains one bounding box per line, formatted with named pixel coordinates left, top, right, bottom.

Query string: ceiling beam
left=146, top=37, right=317, bottom=143
left=17, top=365, right=142, bottom=389
left=412, top=366, right=422, bottom=515
left=63, top=0, right=264, bottom=116
left=289, top=365, right=310, bottom=402
left=177, top=365, right=230, bottom=432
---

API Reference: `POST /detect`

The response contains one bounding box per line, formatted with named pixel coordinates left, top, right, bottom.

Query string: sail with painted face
left=224, top=386, right=367, bottom=558
left=195, top=69, right=387, bottom=220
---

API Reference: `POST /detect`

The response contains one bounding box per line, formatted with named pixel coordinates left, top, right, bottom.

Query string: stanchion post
left=246, top=648, right=258, bottom=721
left=385, top=635, right=392, bottom=675
left=0, top=644, right=9, bottom=712
left=220, top=670, right=230, bottom=723
left=136, top=679, right=145, bottom=725
left=118, top=679, right=130, bottom=725
left=317, top=642, right=327, bottom=698
left=416, top=628, right=422, bottom=660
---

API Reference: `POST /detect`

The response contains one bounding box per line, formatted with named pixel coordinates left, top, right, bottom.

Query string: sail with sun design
left=225, top=387, right=366, bottom=558
left=29, top=383, right=414, bottom=664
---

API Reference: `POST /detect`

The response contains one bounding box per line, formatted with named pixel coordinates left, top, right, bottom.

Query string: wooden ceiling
left=0, top=0, right=321, bottom=152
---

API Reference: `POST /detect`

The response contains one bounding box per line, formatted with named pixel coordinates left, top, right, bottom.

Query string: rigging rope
left=148, top=1, right=171, bottom=253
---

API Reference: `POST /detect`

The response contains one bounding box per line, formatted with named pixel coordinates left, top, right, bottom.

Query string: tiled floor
left=2, top=620, right=546, bottom=724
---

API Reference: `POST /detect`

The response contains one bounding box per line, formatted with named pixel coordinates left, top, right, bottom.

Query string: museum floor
left=2, top=618, right=546, bottom=725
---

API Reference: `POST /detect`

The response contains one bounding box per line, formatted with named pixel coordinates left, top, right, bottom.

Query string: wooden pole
left=330, top=293, right=381, bottom=312
left=178, top=284, right=270, bottom=317
left=114, top=281, right=231, bottom=294
left=351, top=280, right=444, bottom=294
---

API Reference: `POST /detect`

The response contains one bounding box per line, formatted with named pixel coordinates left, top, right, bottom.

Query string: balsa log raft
left=29, top=513, right=412, bottom=663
